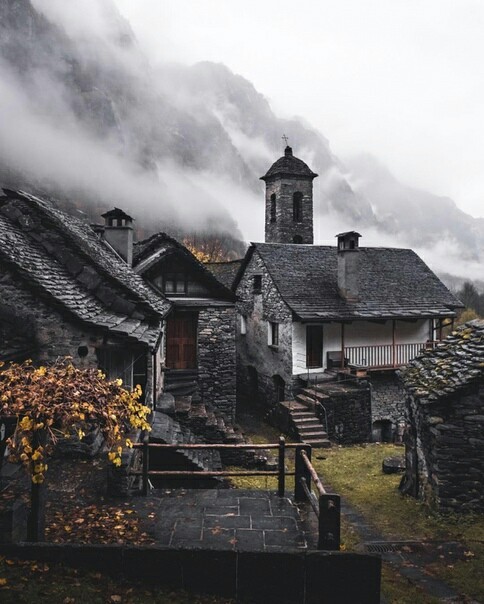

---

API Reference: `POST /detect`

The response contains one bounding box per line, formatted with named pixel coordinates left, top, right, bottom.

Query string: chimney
left=101, top=208, right=134, bottom=266
left=336, top=231, right=361, bottom=301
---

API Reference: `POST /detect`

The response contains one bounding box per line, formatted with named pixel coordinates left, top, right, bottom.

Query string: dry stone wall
left=404, top=383, right=484, bottom=512
left=198, top=306, right=237, bottom=422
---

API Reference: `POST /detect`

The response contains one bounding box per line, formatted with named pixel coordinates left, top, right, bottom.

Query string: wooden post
left=294, top=445, right=312, bottom=502
left=27, top=430, right=47, bottom=542
left=142, top=431, right=149, bottom=496
left=340, top=323, right=345, bottom=369
left=318, top=493, right=341, bottom=550
left=392, top=319, right=396, bottom=367
left=278, top=436, right=285, bottom=497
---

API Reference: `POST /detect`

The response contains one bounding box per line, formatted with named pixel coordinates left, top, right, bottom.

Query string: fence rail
left=344, top=341, right=439, bottom=369
left=296, top=447, right=340, bottom=551
left=131, top=436, right=341, bottom=550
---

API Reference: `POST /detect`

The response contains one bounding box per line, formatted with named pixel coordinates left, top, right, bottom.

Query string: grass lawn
left=231, top=413, right=484, bottom=603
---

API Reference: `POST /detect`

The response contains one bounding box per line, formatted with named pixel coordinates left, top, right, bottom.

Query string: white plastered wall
left=292, top=318, right=431, bottom=373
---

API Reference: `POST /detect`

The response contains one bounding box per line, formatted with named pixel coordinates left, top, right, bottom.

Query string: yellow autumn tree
left=0, top=358, right=151, bottom=484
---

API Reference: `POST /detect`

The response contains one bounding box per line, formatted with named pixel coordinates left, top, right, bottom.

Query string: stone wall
left=315, top=381, right=372, bottom=444
left=370, top=373, right=406, bottom=440
left=402, top=382, right=484, bottom=513
left=0, top=261, right=102, bottom=367
left=0, top=260, right=155, bottom=405
left=198, top=306, right=237, bottom=422
left=236, top=251, right=294, bottom=409
left=264, top=177, right=314, bottom=244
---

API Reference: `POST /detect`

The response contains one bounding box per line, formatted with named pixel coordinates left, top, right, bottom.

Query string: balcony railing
left=344, top=341, right=439, bottom=369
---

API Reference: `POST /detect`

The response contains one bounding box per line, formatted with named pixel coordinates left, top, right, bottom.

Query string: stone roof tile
left=399, top=320, right=484, bottom=400
left=245, top=243, right=462, bottom=321
left=0, top=189, right=170, bottom=348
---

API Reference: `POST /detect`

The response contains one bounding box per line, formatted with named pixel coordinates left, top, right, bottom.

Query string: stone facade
left=198, top=306, right=237, bottom=422
left=236, top=251, right=294, bottom=409
left=402, top=383, right=484, bottom=512
left=0, top=260, right=102, bottom=367
left=264, top=177, right=314, bottom=244
left=370, top=373, right=406, bottom=441
left=0, top=259, right=155, bottom=404
left=314, top=381, right=372, bottom=444
left=400, top=320, right=484, bottom=512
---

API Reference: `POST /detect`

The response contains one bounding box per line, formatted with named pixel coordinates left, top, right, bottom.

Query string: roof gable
left=133, top=233, right=236, bottom=301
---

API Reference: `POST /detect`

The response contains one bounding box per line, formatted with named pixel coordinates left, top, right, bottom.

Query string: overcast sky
left=114, top=0, right=484, bottom=219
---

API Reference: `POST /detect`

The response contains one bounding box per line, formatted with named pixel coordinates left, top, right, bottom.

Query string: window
left=293, top=192, right=303, bottom=222
left=293, top=235, right=303, bottom=244
left=268, top=321, right=279, bottom=347
left=240, top=314, right=247, bottom=335
left=164, top=273, right=187, bottom=295
left=253, top=274, right=262, bottom=294
left=270, top=193, right=276, bottom=223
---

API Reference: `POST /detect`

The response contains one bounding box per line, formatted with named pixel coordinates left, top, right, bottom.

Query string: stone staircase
left=163, top=369, right=199, bottom=397
left=149, top=411, right=224, bottom=487
left=281, top=397, right=331, bottom=448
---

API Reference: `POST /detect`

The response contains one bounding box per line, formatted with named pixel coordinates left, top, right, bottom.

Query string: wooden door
left=306, top=325, right=323, bottom=368
left=166, top=312, right=197, bottom=369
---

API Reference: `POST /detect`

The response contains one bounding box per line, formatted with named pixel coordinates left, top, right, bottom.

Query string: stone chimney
left=336, top=231, right=361, bottom=301
left=101, top=208, right=134, bottom=266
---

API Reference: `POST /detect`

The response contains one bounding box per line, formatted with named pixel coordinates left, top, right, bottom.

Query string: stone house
left=231, top=147, right=463, bottom=440
left=399, top=320, right=484, bottom=512
left=0, top=189, right=170, bottom=407
left=133, top=232, right=237, bottom=422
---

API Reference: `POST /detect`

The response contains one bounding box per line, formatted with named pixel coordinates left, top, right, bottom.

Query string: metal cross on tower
left=282, top=134, right=289, bottom=146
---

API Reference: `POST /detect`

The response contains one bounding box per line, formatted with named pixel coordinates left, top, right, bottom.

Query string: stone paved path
left=142, top=488, right=310, bottom=551
left=318, top=490, right=478, bottom=604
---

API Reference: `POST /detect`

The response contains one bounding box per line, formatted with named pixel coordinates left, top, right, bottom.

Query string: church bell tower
left=261, top=145, right=318, bottom=244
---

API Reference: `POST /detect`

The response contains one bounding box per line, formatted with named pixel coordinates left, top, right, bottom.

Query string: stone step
left=295, top=393, right=317, bottom=407
left=188, top=404, right=208, bottom=419
left=302, top=388, right=330, bottom=401
left=299, top=430, right=328, bottom=438
left=174, top=396, right=192, bottom=415
left=303, top=438, right=332, bottom=448
left=293, top=417, right=321, bottom=425
left=291, top=409, right=314, bottom=415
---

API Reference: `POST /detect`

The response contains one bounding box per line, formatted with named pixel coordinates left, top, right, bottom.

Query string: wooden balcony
left=344, top=341, right=439, bottom=370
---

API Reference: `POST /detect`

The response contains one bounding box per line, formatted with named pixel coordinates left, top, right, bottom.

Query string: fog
left=0, top=0, right=482, bottom=282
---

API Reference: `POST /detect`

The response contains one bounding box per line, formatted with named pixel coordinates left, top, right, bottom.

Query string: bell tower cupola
left=261, top=144, right=318, bottom=244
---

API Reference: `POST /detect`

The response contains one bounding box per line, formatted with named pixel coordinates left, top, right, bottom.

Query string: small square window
left=268, top=321, right=279, bottom=347
left=253, top=275, right=262, bottom=294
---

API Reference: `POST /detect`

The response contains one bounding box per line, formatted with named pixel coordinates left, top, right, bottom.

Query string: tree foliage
left=0, top=358, right=150, bottom=484
left=456, top=281, right=483, bottom=317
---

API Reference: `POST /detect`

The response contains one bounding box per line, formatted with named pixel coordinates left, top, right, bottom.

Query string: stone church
left=227, top=146, right=463, bottom=443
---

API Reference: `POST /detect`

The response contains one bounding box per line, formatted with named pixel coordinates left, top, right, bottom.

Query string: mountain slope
left=0, top=0, right=482, bottom=280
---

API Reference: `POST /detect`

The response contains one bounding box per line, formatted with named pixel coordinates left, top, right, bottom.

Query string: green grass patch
left=233, top=414, right=484, bottom=602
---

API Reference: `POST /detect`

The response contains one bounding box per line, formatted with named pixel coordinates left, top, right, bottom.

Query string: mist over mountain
left=0, top=0, right=482, bottom=282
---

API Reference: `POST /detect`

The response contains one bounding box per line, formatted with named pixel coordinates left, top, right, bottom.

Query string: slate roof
left=399, top=320, right=484, bottom=401
left=133, top=233, right=236, bottom=301
left=205, top=260, right=243, bottom=290
left=260, top=146, right=318, bottom=181
left=0, top=189, right=171, bottom=348
left=235, top=243, right=463, bottom=321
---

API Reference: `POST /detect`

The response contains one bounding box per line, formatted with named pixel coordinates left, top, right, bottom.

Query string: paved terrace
left=137, top=488, right=313, bottom=551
